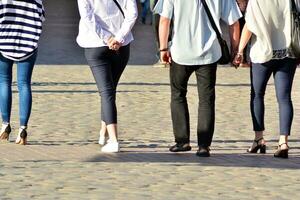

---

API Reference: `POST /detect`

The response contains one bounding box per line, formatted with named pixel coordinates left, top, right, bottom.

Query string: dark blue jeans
left=251, top=58, right=298, bottom=135
left=84, top=45, right=130, bottom=125
left=0, top=52, right=37, bottom=126
left=141, top=0, right=150, bottom=21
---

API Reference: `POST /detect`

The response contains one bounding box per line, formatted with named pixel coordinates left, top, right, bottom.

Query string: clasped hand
left=108, top=37, right=121, bottom=51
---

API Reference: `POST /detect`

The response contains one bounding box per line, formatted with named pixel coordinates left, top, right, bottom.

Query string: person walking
left=140, top=0, right=151, bottom=24
left=77, top=0, right=138, bottom=153
left=234, top=0, right=300, bottom=158
left=155, top=0, right=241, bottom=157
left=0, top=0, right=45, bottom=145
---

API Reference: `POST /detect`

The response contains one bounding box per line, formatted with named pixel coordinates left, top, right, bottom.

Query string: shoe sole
left=0, top=132, right=9, bottom=141
left=169, top=147, right=192, bottom=152
left=15, top=138, right=27, bottom=145
left=101, top=150, right=120, bottom=153
left=196, top=153, right=210, bottom=157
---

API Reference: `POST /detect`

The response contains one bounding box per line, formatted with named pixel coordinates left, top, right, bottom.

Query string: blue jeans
left=0, top=52, right=37, bottom=126
left=251, top=58, right=298, bottom=135
left=141, top=0, right=150, bottom=19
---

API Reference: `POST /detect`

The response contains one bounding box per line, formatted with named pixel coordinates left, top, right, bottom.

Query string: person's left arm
left=221, top=0, right=243, bottom=60
left=229, top=21, right=240, bottom=59
left=233, top=24, right=252, bottom=66
left=111, top=0, right=138, bottom=46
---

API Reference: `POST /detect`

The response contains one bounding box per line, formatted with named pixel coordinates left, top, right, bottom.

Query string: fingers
left=232, top=53, right=244, bottom=68
left=108, top=37, right=121, bottom=51
left=160, top=51, right=172, bottom=64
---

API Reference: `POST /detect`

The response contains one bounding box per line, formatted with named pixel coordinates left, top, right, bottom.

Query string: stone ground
left=0, top=1, right=300, bottom=199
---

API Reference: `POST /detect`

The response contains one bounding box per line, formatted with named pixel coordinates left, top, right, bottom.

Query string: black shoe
left=15, top=127, right=28, bottom=145
left=169, top=143, right=192, bottom=152
left=141, top=17, right=146, bottom=24
left=274, top=143, right=289, bottom=159
left=196, top=146, right=210, bottom=157
left=247, top=137, right=266, bottom=154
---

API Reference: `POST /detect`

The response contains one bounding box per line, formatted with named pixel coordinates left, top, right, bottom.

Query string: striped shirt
left=0, top=0, right=45, bottom=61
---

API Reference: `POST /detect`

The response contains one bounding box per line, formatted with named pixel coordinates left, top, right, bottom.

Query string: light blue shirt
left=154, top=0, right=242, bottom=65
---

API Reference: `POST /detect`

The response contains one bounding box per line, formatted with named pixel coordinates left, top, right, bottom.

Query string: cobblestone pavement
left=0, top=66, right=299, bottom=199
left=1, top=1, right=300, bottom=199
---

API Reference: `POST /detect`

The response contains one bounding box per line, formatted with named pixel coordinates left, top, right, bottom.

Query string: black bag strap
left=112, top=0, right=125, bottom=18
left=201, top=0, right=222, bottom=41
left=291, top=0, right=297, bottom=11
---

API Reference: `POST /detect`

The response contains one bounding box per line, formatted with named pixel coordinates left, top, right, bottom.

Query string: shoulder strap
left=112, top=0, right=125, bottom=18
left=201, top=0, right=222, bottom=40
left=291, top=0, right=298, bottom=11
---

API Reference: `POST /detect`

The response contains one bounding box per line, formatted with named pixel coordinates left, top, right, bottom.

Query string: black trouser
left=84, top=45, right=130, bottom=125
left=170, top=61, right=217, bottom=147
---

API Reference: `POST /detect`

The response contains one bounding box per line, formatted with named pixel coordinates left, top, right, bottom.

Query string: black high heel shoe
left=15, top=128, right=28, bottom=145
left=0, top=124, right=11, bottom=141
left=274, top=143, right=289, bottom=159
left=247, top=138, right=266, bottom=154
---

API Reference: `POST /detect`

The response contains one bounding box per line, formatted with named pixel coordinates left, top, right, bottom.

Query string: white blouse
left=76, top=0, right=138, bottom=48
left=245, top=0, right=300, bottom=63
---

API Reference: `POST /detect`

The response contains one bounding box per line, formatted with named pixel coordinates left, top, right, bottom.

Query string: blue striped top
left=0, top=0, right=45, bottom=61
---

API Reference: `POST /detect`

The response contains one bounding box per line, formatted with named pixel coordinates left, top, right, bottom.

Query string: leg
left=110, top=45, right=130, bottom=89
left=85, top=47, right=117, bottom=125
left=195, top=63, right=217, bottom=148
left=141, top=2, right=146, bottom=24
left=85, top=47, right=119, bottom=148
left=170, top=61, right=194, bottom=145
left=250, top=62, right=273, bottom=134
left=0, top=54, right=13, bottom=124
left=104, top=45, right=130, bottom=140
left=248, top=62, right=272, bottom=152
left=273, top=58, right=297, bottom=148
left=17, top=52, right=37, bottom=126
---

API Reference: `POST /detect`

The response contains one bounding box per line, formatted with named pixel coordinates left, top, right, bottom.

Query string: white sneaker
left=101, top=141, right=120, bottom=153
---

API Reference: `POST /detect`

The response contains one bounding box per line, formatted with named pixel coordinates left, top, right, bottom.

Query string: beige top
left=245, top=0, right=300, bottom=63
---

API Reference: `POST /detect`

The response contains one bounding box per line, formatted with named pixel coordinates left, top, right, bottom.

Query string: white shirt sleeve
left=220, top=0, right=242, bottom=25
left=77, top=0, right=111, bottom=43
left=114, top=0, right=138, bottom=44
left=154, top=0, right=173, bottom=19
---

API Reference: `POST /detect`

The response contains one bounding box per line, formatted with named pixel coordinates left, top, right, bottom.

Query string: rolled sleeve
left=154, top=0, right=173, bottom=19
left=221, top=0, right=242, bottom=25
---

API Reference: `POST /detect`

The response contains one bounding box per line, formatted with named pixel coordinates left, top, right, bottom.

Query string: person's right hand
left=160, top=50, right=172, bottom=64
left=108, top=37, right=121, bottom=51
left=232, top=53, right=244, bottom=68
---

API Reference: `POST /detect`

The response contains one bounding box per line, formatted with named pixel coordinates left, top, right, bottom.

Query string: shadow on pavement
left=83, top=152, right=300, bottom=169
left=27, top=139, right=300, bottom=146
